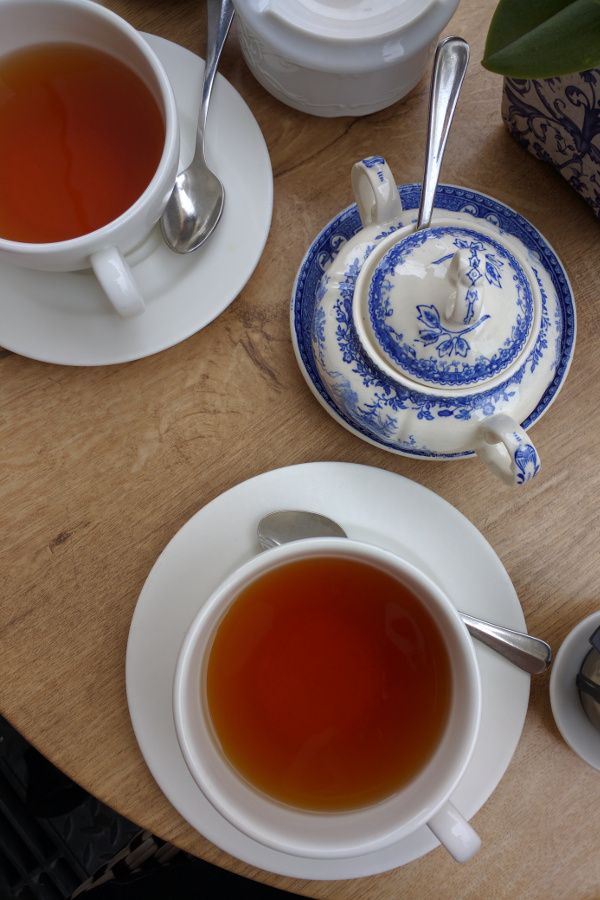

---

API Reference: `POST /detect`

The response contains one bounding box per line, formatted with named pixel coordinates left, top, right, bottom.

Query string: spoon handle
left=460, top=612, right=552, bottom=675
left=416, top=36, right=469, bottom=231
left=198, top=0, right=235, bottom=142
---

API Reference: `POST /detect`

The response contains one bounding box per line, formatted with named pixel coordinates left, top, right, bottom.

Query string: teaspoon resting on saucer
left=160, top=0, right=234, bottom=253
left=257, top=510, right=552, bottom=675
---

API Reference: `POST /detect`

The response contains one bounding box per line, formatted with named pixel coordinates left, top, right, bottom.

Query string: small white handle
left=443, top=250, right=483, bottom=327
left=476, top=413, right=541, bottom=486
left=351, top=156, right=403, bottom=227
left=427, top=800, right=481, bottom=863
left=90, top=247, right=145, bottom=318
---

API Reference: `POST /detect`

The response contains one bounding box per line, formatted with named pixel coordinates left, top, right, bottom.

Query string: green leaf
left=482, top=0, right=600, bottom=77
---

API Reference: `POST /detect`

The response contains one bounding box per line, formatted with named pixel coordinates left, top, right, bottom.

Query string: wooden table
left=2, top=1, right=599, bottom=897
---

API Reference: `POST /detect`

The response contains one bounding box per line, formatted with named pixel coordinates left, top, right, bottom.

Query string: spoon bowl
left=162, top=164, right=225, bottom=254
left=160, top=0, right=234, bottom=254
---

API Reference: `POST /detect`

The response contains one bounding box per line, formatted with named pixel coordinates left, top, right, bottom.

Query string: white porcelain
left=293, top=156, right=576, bottom=486
left=0, top=0, right=180, bottom=318
left=0, top=33, right=272, bottom=365
left=232, top=0, right=459, bottom=117
left=174, top=537, right=481, bottom=863
left=126, top=461, right=530, bottom=879
left=550, top=611, right=600, bottom=771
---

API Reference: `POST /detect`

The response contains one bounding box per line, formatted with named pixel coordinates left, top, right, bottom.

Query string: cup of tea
left=0, top=0, right=180, bottom=317
left=173, top=538, right=482, bottom=862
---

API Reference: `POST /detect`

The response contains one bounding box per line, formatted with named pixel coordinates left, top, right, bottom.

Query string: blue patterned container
left=291, top=157, right=576, bottom=486
left=502, top=72, right=600, bottom=218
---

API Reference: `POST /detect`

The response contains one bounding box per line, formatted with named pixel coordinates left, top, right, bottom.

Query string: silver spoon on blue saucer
left=160, top=0, right=234, bottom=254
left=257, top=510, right=552, bottom=675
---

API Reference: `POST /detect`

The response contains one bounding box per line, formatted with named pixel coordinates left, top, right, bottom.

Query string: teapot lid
left=261, top=0, right=439, bottom=40
left=354, top=225, right=539, bottom=392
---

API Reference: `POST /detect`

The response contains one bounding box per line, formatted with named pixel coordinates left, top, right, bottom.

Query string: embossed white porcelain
left=0, top=0, right=180, bottom=317
left=232, top=0, right=460, bottom=117
left=293, top=156, right=576, bottom=486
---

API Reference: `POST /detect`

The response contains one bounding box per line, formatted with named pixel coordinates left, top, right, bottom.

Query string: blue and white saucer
left=291, top=185, right=576, bottom=459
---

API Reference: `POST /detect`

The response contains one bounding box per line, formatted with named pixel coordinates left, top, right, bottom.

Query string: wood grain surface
left=1, top=1, right=599, bottom=897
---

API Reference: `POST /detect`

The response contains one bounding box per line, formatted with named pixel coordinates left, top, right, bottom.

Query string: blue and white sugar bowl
left=292, top=156, right=576, bottom=487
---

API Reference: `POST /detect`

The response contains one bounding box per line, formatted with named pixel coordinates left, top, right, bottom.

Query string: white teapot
left=296, top=157, right=576, bottom=486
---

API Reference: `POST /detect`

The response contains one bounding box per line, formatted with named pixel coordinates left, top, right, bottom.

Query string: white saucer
left=550, top=611, right=600, bottom=771
left=126, top=463, right=529, bottom=879
left=0, top=34, right=273, bottom=366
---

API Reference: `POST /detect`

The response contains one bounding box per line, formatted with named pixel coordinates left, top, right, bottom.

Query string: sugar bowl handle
left=476, top=414, right=541, bottom=486
left=351, top=157, right=403, bottom=227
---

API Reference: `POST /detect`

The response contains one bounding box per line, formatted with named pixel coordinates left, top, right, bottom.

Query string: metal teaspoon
left=160, top=0, right=234, bottom=253
left=257, top=510, right=552, bottom=675
left=416, top=36, right=470, bottom=231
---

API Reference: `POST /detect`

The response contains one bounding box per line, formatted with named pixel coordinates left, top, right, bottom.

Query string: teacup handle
left=351, top=156, right=403, bottom=227
left=427, top=800, right=481, bottom=863
left=476, top=413, right=541, bottom=486
left=90, top=247, right=145, bottom=318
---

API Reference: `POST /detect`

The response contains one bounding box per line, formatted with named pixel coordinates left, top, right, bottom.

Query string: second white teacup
left=0, top=0, right=180, bottom=317
left=174, top=537, right=482, bottom=862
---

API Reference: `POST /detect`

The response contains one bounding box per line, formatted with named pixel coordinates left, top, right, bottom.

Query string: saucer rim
left=125, top=461, right=529, bottom=879
left=549, top=610, right=600, bottom=771
left=290, top=184, right=576, bottom=461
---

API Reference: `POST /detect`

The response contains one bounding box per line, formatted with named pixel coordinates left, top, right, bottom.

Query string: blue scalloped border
left=291, top=184, right=576, bottom=460
left=368, top=225, right=533, bottom=387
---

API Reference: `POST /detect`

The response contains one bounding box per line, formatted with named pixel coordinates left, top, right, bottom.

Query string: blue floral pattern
left=367, top=226, right=534, bottom=387
left=319, top=264, right=530, bottom=437
left=514, top=441, right=540, bottom=484
left=292, top=184, right=576, bottom=460
left=502, top=71, right=600, bottom=218
left=317, top=234, right=347, bottom=271
left=415, top=303, right=489, bottom=358
left=432, top=237, right=504, bottom=292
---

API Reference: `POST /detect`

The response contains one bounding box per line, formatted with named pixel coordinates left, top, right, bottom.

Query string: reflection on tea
left=0, top=43, right=164, bottom=243
left=206, top=556, right=452, bottom=812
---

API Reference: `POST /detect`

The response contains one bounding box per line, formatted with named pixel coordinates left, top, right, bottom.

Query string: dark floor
left=0, top=716, right=301, bottom=900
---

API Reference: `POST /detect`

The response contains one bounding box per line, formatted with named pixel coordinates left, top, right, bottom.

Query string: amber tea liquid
left=206, top=556, right=452, bottom=812
left=0, top=42, right=164, bottom=243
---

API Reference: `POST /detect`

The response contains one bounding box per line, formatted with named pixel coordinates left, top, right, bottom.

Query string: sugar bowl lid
left=353, top=223, right=540, bottom=393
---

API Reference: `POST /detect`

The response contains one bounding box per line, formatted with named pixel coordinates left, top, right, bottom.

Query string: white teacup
left=0, top=0, right=180, bottom=317
left=174, top=537, right=482, bottom=862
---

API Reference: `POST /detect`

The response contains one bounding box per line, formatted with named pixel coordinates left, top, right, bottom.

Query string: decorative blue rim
left=291, top=184, right=576, bottom=460
left=367, top=225, right=534, bottom=388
